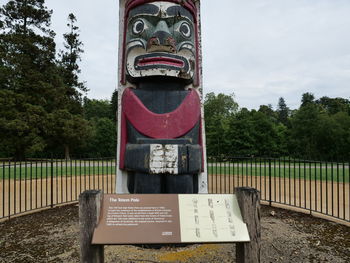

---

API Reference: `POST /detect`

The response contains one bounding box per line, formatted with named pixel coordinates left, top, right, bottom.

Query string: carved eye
left=179, top=22, right=191, bottom=38
left=132, top=19, right=145, bottom=35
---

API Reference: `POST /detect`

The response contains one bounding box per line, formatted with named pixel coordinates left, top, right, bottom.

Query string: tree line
left=1, top=0, right=349, bottom=161
left=204, top=92, right=350, bottom=161
left=0, top=0, right=118, bottom=160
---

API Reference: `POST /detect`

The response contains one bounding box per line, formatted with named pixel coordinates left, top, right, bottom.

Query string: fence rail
left=1, top=157, right=349, bottom=224
left=0, top=157, right=116, bottom=220
left=208, top=157, right=349, bottom=223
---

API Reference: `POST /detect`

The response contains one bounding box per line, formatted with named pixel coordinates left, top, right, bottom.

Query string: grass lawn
left=0, top=165, right=115, bottom=180
left=208, top=163, right=350, bottom=182
left=1, top=160, right=349, bottom=183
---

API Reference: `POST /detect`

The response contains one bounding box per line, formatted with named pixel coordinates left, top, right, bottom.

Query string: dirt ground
left=0, top=204, right=349, bottom=263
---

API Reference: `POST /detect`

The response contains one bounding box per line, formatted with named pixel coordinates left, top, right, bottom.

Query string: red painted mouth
left=137, top=57, right=185, bottom=68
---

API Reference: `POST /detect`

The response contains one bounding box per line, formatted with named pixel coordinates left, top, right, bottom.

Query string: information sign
left=92, top=194, right=249, bottom=244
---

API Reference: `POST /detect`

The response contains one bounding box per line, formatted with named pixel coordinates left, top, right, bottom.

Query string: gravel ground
left=0, top=204, right=349, bottom=263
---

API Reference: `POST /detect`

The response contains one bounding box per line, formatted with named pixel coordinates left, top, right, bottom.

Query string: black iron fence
left=208, top=157, right=349, bottom=223
left=0, top=157, right=116, bottom=220
left=1, top=157, right=349, bottom=224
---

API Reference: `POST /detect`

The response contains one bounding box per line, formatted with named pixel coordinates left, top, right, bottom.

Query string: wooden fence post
left=79, top=190, right=104, bottom=263
left=235, top=187, right=261, bottom=263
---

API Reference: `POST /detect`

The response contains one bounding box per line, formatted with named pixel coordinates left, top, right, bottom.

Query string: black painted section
left=138, top=138, right=191, bottom=144
left=165, top=174, right=193, bottom=193
left=129, top=4, right=159, bottom=17
left=125, top=77, right=201, bottom=194
left=188, top=144, right=202, bottom=173
left=178, top=145, right=188, bottom=174
left=133, top=173, right=162, bottom=193
left=133, top=90, right=189, bottom=114
left=125, top=144, right=150, bottom=173
left=166, top=6, right=194, bottom=22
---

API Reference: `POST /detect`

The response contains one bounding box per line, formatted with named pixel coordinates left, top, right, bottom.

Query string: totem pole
left=116, top=0, right=207, bottom=194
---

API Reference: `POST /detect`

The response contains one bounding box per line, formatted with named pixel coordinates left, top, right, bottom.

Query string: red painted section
left=119, top=88, right=201, bottom=169
left=124, top=88, right=200, bottom=138
left=138, top=57, right=185, bottom=68
left=121, top=0, right=200, bottom=85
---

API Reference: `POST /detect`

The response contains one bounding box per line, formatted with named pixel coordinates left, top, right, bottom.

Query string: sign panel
left=92, top=194, right=249, bottom=244
left=178, top=194, right=250, bottom=243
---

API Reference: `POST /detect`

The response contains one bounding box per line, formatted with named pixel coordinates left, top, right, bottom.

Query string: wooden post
left=235, top=187, right=261, bottom=263
left=79, top=190, right=104, bottom=263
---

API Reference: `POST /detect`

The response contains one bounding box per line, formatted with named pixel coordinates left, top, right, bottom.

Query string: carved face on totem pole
left=117, top=0, right=207, bottom=194
left=123, top=0, right=198, bottom=84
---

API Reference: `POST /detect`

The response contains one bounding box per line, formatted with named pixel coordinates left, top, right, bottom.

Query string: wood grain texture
left=79, top=190, right=104, bottom=263
left=235, top=187, right=261, bottom=263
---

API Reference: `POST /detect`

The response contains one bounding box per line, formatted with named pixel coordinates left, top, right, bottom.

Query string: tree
left=204, top=92, right=238, bottom=120
left=276, top=97, right=289, bottom=126
left=59, top=13, right=86, bottom=99
left=46, top=110, right=92, bottom=159
left=225, top=109, right=282, bottom=157
left=258, top=104, right=277, bottom=123
left=301, top=92, right=315, bottom=107
left=225, top=109, right=256, bottom=156
left=1, top=0, right=52, bottom=34
left=289, top=103, right=321, bottom=159
left=204, top=92, right=238, bottom=157
left=82, top=118, right=116, bottom=157
left=316, top=96, right=350, bottom=115
left=250, top=111, right=280, bottom=156
left=47, top=13, right=90, bottom=159
left=111, top=89, right=118, bottom=122
left=0, top=0, right=58, bottom=160
left=83, top=98, right=113, bottom=120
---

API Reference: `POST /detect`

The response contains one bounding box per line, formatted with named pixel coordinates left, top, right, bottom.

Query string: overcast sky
left=45, top=0, right=350, bottom=110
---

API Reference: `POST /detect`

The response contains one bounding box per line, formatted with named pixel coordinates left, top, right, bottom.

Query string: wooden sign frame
left=79, top=188, right=261, bottom=263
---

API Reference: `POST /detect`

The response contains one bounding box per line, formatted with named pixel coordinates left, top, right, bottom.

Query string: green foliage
left=0, top=0, right=58, bottom=160
left=277, top=97, right=290, bottom=126
left=204, top=93, right=238, bottom=156
left=80, top=97, right=117, bottom=157
left=289, top=100, right=350, bottom=160
left=204, top=91, right=349, bottom=161
left=1, top=0, right=53, bottom=35
left=225, top=109, right=282, bottom=157
left=204, top=92, right=238, bottom=120
left=314, top=112, right=350, bottom=160
left=111, top=89, right=118, bottom=121
left=46, top=109, right=92, bottom=158
left=83, top=118, right=116, bottom=157
left=83, top=98, right=113, bottom=120
left=59, top=13, right=86, bottom=96
left=48, top=13, right=89, bottom=159
left=301, top=92, right=315, bottom=107
left=289, top=103, right=320, bottom=158
left=0, top=1, right=90, bottom=160
left=316, top=96, right=350, bottom=115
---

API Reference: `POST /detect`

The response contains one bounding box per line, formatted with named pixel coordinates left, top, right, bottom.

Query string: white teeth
left=179, top=43, right=195, bottom=53
left=126, top=39, right=145, bottom=50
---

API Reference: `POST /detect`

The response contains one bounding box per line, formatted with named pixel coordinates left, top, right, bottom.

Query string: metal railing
left=1, top=156, right=349, bottom=224
left=207, top=157, right=349, bottom=223
left=0, top=157, right=116, bottom=220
